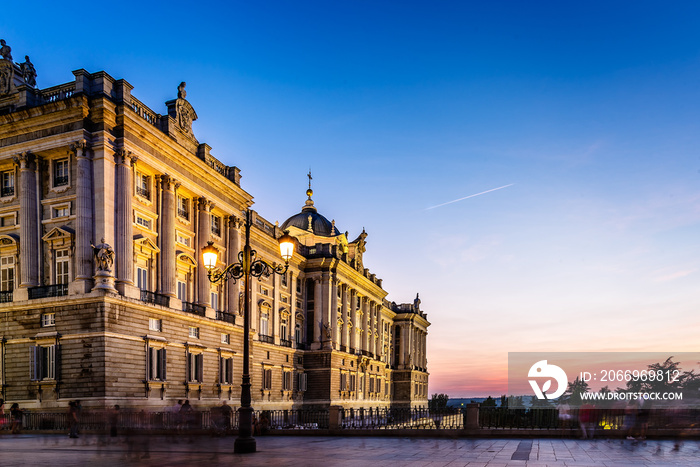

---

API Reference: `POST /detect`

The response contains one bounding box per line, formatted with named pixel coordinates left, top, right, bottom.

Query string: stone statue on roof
left=0, top=40, right=12, bottom=61
left=19, top=55, right=36, bottom=87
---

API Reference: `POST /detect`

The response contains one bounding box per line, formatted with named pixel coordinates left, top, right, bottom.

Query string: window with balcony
left=211, top=214, right=221, bottom=237
left=135, top=171, right=150, bottom=200
left=53, top=159, right=69, bottom=187
left=137, top=267, right=148, bottom=290
left=1, top=256, right=14, bottom=292
left=177, top=195, right=189, bottom=221
left=1, top=170, right=14, bottom=197
left=55, top=250, right=69, bottom=285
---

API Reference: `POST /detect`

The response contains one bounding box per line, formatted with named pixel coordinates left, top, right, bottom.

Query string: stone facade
left=0, top=46, right=429, bottom=411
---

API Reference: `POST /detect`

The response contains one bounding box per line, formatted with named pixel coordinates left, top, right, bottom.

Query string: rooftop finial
left=302, top=170, right=317, bottom=212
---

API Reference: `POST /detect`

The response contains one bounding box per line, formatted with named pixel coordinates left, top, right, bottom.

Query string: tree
left=565, top=376, right=590, bottom=406
left=428, top=393, right=449, bottom=412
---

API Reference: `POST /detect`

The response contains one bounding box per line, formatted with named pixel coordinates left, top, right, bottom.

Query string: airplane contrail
left=425, top=184, right=515, bottom=210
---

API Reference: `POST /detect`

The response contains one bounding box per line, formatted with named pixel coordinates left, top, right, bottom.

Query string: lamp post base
left=234, top=436, right=257, bottom=454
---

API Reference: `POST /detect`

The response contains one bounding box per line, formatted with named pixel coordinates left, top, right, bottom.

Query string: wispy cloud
left=653, top=268, right=698, bottom=283
left=425, top=184, right=515, bottom=210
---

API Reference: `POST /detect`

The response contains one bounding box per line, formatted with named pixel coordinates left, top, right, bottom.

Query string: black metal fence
left=2, top=407, right=699, bottom=434
left=28, top=284, right=68, bottom=299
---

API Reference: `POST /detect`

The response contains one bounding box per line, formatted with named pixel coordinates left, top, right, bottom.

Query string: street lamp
left=203, top=209, right=294, bottom=454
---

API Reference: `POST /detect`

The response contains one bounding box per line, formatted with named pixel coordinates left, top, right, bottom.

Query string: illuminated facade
left=0, top=47, right=429, bottom=411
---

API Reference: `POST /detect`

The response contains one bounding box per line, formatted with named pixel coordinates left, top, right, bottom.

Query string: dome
left=280, top=182, right=341, bottom=237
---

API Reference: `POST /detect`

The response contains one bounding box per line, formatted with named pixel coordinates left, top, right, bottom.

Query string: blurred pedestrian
left=0, top=398, right=5, bottom=431
left=68, top=401, right=79, bottom=438
left=10, top=403, right=23, bottom=434
left=109, top=405, right=120, bottom=437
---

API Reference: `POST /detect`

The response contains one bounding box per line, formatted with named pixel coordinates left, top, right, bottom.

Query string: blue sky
left=5, top=1, right=700, bottom=395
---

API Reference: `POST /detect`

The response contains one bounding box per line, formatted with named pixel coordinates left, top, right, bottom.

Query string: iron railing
left=177, top=208, right=189, bottom=220
left=182, top=301, right=206, bottom=316
left=4, top=407, right=700, bottom=434
left=54, top=176, right=69, bottom=187
left=216, top=311, right=236, bottom=324
left=259, top=334, right=274, bottom=344
left=1, top=186, right=14, bottom=197
left=135, top=186, right=150, bottom=199
left=280, top=338, right=292, bottom=347
left=140, top=290, right=170, bottom=307
left=28, top=284, right=68, bottom=299
left=0, top=290, right=12, bottom=303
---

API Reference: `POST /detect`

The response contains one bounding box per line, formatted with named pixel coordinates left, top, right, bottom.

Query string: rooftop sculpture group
left=0, top=39, right=37, bottom=91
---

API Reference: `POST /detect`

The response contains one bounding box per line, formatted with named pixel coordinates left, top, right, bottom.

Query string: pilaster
left=114, top=150, right=138, bottom=298
left=15, top=152, right=38, bottom=288
left=70, top=140, right=94, bottom=294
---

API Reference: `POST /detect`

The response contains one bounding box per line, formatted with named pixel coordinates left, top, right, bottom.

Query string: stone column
left=362, top=298, right=369, bottom=352
left=15, top=152, right=38, bottom=290
left=371, top=303, right=377, bottom=356
left=71, top=140, right=94, bottom=294
left=398, top=324, right=406, bottom=367
left=289, top=270, right=296, bottom=345
left=349, top=289, right=357, bottom=351
left=330, top=277, right=338, bottom=349
left=114, top=150, right=138, bottom=297
left=196, top=197, right=212, bottom=308
left=159, top=174, right=176, bottom=298
left=226, top=215, right=241, bottom=314
left=340, top=284, right=348, bottom=349
left=312, top=278, right=322, bottom=349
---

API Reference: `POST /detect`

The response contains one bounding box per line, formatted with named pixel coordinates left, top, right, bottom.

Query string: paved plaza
left=2, top=434, right=700, bottom=466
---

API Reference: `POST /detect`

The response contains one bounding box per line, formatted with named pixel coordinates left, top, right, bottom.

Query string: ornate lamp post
left=203, top=209, right=294, bottom=454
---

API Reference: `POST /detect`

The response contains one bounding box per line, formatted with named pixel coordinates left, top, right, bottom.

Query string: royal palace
left=0, top=42, right=430, bottom=412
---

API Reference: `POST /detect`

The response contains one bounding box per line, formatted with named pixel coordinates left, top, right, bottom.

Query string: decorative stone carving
left=174, top=82, right=197, bottom=136
left=92, top=238, right=115, bottom=272
left=19, top=55, right=36, bottom=87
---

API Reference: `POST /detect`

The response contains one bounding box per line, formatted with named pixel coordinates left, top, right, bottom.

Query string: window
left=137, top=267, right=148, bottom=290
left=1, top=256, right=14, bottom=291
left=370, top=377, right=375, bottom=393
left=283, top=371, right=293, bottom=391
left=135, top=215, right=152, bottom=230
left=262, top=368, right=272, bottom=390
left=176, top=232, right=190, bottom=247
left=0, top=214, right=15, bottom=227
left=147, top=346, right=166, bottom=381
left=135, top=171, right=150, bottom=199
left=281, top=272, right=288, bottom=288
left=177, top=281, right=187, bottom=302
left=219, top=356, right=234, bottom=384
left=349, top=374, right=356, bottom=392
left=296, top=372, right=307, bottom=392
left=188, top=326, right=199, bottom=339
left=211, top=292, right=219, bottom=311
left=187, top=352, right=204, bottom=383
left=55, top=250, right=69, bottom=285
left=260, top=287, right=269, bottom=296
left=149, top=318, right=162, bottom=332
left=54, top=159, right=69, bottom=187
left=52, top=206, right=69, bottom=218
left=1, top=170, right=14, bottom=197
left=295, top=323, right=301, bottom=344
left=260, top=310, right=269, bottom=336
left=296, top=278, right=301, bottom=293
left=41, top=313, right=55, bottom=327
left=30, top=345, right=58, bottom=380
left=359, top=376, right=364, bottom=393
left=340, top=372, right=348, bottom=391
left=211, top=215, right=221, bottom=237
left=280, top=319, right=288, bottom=341
left=221, top=333, right=230, bottom=344
left=177, top=195, right=189, bottom=220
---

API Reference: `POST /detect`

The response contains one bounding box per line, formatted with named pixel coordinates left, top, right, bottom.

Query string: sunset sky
left=5, top=1, right=700, bottom=396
